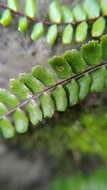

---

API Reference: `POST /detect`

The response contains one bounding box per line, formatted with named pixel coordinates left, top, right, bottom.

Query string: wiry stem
left=0, top=3, right=101, bottom=26
left=0, top=61, right=107, bottom=120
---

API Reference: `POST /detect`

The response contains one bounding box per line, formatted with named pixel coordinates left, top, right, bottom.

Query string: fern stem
left=0, top=3, right=101, bottom=26
left=1, top=61, right=107, bottom=120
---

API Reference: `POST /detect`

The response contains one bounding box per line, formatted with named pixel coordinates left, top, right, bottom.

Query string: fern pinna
left=0, top=34, right=107, bottom=139
left=0, top=0, right=107, bottom=45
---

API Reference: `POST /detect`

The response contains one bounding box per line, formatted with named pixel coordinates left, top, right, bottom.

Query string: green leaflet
left=0, top=103, right=12, bottom=139
left=91, top=67, right=106, bottom=92
left=83, top=0, right=100, bottom=19
left=62, top=24, right=73, bottom=44
left=13, top=108, right=28, bottom=134
left=78, top=74, right=91, bottom=100
left=65, top=80, right=78, bottom=106
left=48, top=56, right=72, bottom=79
left=10, top=79, right=31, bottom=99
left=101, top=34, right=107, bottom=60
left=75, top=21, right=88, bottom=42
left=26, top=100, right=43, bottom=125
left=72, top=4, right=87, bottom=22
left=64, top=49, right=86, bottom=73
left=7, top=0, right=19, bottom=11
left=61, top=5, right=74, bottom=23
left=25, top=0, right=36, bottom=19
left=32, top=66, right=54, bottom=118
left=0, top=94, right=17, bottom=138
left=32, top=65, right=55, bottom=86
left=0, top=117, right=15, bottom=139
left=0, top=9, right=12, bottom=26
left=91, top=17, right=106, bottom=37
left=19, top=73, right=43, bottom=125
left=46, top=24, right=58, bottom=46
left=40, top=93, right=55, bottom=118
left=19, top=73, right=44, bottom=94
left=31, top=22, right=44, bottom=41
left=99, top=0, right=107, bottom=16
left=81, top=40, right=102, bottom=65
left=48, top=1, right=61, bottom=23
left=18, top=17, right=29, bottom=32
left=10, top=78, right=42, bottom=125
left=0, top=88, right=19, bottom=108
left=0, top=103, right=8, bottom=115
left=52, top=85, right=68, bottom=112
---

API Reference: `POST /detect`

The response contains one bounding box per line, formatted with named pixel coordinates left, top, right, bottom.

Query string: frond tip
left=1, top=35, right=107, bottom=139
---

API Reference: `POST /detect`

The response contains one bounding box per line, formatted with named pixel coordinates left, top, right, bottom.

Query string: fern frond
left=0, top=34, right=107, bottom=139
left=0, top=0, right=107, bottom=45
